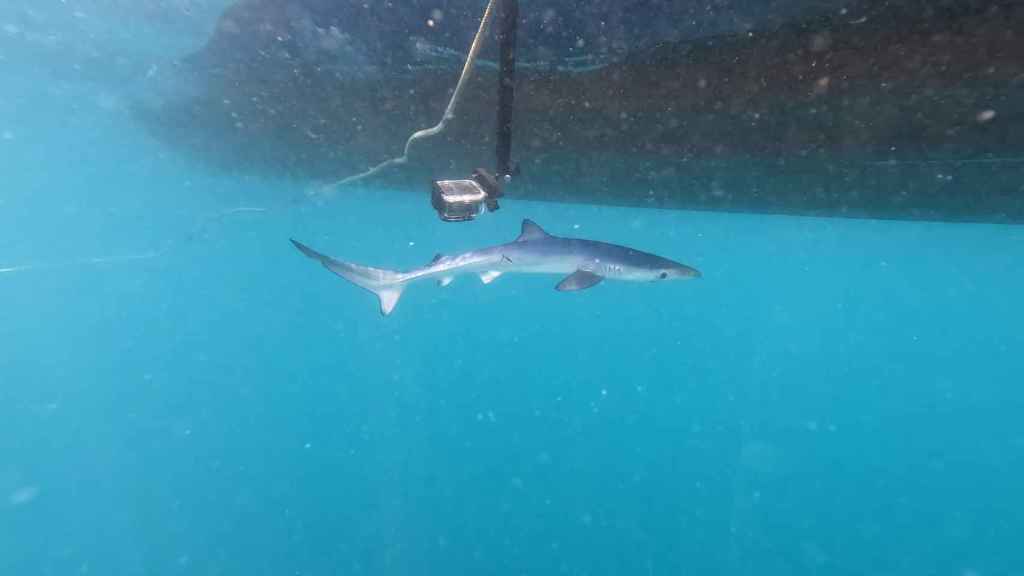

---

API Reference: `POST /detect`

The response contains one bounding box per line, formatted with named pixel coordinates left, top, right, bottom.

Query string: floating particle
left=9, top=486, right=39, bottom=506
left=809, top=32, right=832, bottom=52
left=813, top=76, right=831, bottom=95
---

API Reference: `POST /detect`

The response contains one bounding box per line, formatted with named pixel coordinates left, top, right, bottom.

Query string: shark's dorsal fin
left=429, top=253, right=444, bottom=264
left=516, top=219, right=551, bottom=242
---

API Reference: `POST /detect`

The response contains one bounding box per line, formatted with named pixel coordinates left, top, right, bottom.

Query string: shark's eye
left=659, top=272, right=668, bottom=279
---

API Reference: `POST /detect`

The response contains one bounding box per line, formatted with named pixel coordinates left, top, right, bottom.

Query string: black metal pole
left=495, top=0, right=518, bottom=183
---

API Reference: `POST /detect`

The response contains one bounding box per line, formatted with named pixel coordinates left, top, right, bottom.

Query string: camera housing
left=431, top=168, right=503, bottom=222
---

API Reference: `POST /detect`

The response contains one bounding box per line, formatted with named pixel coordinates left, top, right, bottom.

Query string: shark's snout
left=681, top=265, right=702, bottom=278
left=670, top=263, right=701, bottom=279
left=645, top=259, right=700, bottom=282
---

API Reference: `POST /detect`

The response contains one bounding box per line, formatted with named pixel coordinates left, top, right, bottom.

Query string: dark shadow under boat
left=132, top=0, right=1024, bottom=223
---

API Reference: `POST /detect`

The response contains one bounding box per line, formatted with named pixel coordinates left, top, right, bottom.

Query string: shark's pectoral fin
left=556, top=270, right=604, bottom=291
left=438, top=276, right=454, bottom=287
left=479, top=270, right=502, bottom=284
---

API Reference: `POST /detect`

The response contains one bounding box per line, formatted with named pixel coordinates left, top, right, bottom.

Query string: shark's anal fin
left=556, top=269, right=604, bottom=291
left=516, top=219, right=551, bottom=242
left=479, top=270, right=502, bottom=284
left=438, top=276, right=454, bottom=287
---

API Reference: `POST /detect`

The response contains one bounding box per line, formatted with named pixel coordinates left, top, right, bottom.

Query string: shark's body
left=291, top=219, right=700, bottom=316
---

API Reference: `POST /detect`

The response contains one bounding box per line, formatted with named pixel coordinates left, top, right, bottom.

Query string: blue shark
left=291, top=219, right=700, bottom=316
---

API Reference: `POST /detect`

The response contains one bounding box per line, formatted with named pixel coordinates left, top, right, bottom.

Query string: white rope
left=315, top=0, right=500, bottom=196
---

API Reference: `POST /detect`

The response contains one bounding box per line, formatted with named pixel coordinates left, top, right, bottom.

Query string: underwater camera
left=429, top=0, right=518, bottom=223
left=431, top=168, right=504, bottom=222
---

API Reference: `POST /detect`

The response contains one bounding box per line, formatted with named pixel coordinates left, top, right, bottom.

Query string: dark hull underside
left=135, top=0, right=1024, bottom=223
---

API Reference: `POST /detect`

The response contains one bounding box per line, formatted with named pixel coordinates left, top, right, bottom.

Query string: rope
left=315, top=0, right=500, bottom=196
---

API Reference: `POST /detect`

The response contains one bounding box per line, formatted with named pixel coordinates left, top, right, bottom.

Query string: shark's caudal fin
left=290, top=239, right=406, bottom=316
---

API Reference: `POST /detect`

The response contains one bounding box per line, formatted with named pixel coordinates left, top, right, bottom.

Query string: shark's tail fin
left=290, top=239, right=406, bottom=316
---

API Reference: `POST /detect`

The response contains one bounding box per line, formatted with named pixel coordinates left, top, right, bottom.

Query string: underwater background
left=3, top=1, right=1024, bottom=575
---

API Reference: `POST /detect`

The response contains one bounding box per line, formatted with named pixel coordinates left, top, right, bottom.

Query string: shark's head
left=621, top=250, right=702, bottom=282
left=651, top=259, right=702, bottom=282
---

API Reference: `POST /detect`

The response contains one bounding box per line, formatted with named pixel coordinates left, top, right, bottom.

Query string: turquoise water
left=4, top=21, right=1024, bottom=576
